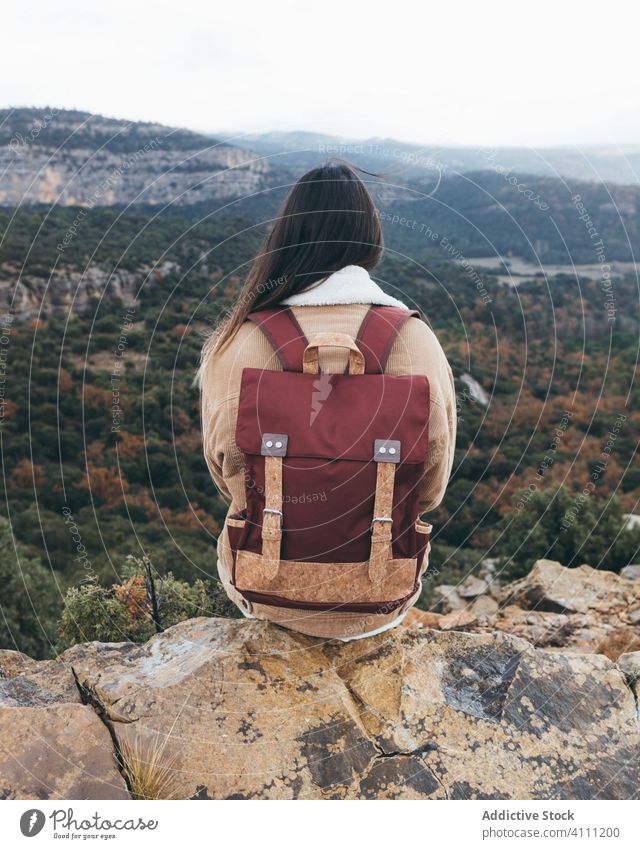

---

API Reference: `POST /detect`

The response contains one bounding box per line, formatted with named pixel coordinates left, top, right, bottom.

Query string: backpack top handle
left=302, top=333, right=365, bottom=375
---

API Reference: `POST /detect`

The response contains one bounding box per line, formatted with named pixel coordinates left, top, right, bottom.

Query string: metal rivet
left=379, top=446, right=387, bottom=453
left=388, top=447, right=396, bottom=455
left=266, top=440, right=273, bottom=448
left=275, top=441, right=282, bottom=448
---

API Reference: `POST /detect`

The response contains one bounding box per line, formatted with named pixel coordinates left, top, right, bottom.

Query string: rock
left=62, top=619, right=640, bottom=799
left=0, top=649, right=81, bottom=705
left=481, top=558, right=498, bottom=575
left=437, top=609, right=478, bottom=631
left=628, top=608, right=640, bottom=625
left=471, top=595, right=499, bottom=616
left=458, top=575, right=489, bottom=598
left=433, top=585, right=465, bottom=613
left=621, top=565, right=640, bottom=581
left=488, top=580, right=504, bottom=600
left=0, top=651, right=129, bottom=799
left=596, top=629, right=640, bottom=661
left=502, top=559, right=640, bottom=614
left=617, top=652, right=640, bottom=684
left=3, top=609, right=640, bottom=800
left=403, top=608, right=443, bottom=629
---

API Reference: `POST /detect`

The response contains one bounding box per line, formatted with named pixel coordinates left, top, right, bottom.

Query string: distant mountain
left=240, top=130, right=640, bottom=186
left=0, top=108, right=272, bottom=206
left=3, top=108, right=640, bottom=264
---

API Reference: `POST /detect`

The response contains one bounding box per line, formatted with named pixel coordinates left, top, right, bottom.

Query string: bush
left=58, top=554, right=239, bottom=648
left=0, top=517, right=60, bottom=658
left=493, top=486, right=640, bottom=581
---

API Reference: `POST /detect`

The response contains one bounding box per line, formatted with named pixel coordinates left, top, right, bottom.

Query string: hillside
left=242, top=129, right=640, bottom=186
left=0, top=108, right=271, bottom=206
left=3, top=109, right=640, bottom=263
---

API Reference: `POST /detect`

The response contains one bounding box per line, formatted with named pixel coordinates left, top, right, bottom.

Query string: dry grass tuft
left=118, top=733, right=182, bottom=800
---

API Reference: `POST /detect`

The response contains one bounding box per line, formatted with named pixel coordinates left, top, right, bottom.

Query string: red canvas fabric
left=231, top=305, right=431, bottom=609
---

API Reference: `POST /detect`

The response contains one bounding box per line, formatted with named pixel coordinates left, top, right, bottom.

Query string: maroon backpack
left=227, top=305, right=432, bottom=615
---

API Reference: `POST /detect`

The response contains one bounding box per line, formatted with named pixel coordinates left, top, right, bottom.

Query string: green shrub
left=0, top=517, right=60, bottom=658
left=493, top=485, right=640, bottom=581
left=58, top=554, right=239, bottom=648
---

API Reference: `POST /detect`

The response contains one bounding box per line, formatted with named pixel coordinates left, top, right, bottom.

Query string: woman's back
left=201, top=270, right=455, bottom=639
left=200, top=164, right=455, bottom=639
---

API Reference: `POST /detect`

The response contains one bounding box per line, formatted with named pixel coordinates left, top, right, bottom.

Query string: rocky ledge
left=1, top=561, right=639, bottom=800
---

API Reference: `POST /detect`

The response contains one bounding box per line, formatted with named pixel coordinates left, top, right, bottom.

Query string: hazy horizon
left=3, top=0, right=639, bottom=149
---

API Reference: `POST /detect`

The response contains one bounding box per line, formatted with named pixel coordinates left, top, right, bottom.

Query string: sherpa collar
left=281, top=265, right=408, bottom=309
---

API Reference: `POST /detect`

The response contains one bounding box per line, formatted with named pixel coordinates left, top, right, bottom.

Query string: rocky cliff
left=1, top=561, right=639, bottom=800
left=0, top=108, right=271, bottom=207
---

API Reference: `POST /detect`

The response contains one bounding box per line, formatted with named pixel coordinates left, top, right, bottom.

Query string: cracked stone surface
left=0, top=650, right=129, bottom=800
left=3, top=616, right=636, bottom=799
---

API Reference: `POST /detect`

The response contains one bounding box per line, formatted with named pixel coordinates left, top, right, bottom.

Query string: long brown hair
left=205, top=161, right=383, bottom=357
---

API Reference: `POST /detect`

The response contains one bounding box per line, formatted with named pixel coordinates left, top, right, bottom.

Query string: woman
left=199, top=162, right=456, bottom=640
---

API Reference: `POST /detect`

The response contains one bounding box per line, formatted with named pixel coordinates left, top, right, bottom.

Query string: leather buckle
left=263, top=507, right=283, bottom=528
left=373, top=439, right=401, bottom=463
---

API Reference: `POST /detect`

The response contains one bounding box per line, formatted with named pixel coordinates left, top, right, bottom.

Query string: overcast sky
left=2, top=0, right=639, bottom=148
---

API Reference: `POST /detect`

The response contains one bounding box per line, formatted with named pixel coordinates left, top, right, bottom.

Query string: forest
left=1, top=205, right=639, bottom=657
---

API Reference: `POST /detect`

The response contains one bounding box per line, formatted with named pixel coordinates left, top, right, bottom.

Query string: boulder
left=501, top=560, right=640, bottom=614
left=621, top=565, right=640, bottom=581
left=458, top=576, right=489, bottom=599
left=433, top=584, right=465, bottom=613
left=2, top=617, right=637, bottom=800
left=471, top=595, right=499, bottom=617
left=617, top=651, right=640, bottom=684
left=0, top=650, right=129, bottom=800
left=403, top=608, right=443, bottom=629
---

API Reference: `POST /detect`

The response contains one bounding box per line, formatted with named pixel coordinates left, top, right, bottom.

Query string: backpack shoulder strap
left=354, top=306, right=421, bottom=374
left=247, top=307, right=309, bottom=371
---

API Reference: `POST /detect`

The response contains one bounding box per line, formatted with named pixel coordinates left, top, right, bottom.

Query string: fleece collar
left=281, top=265, right=408, bottom=309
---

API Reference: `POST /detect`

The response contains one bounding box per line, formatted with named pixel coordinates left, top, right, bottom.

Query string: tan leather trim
left=302, top=332, right=365, bottom=375
left=235, top=549, right=416, bottom=604
left=248, top=602, right=407, bottom=639
left=262, top=455, right=283, bottom=580
left=416, top=518, right=433, bottom=535
left=226, top=517, right=246, bottom=528
left=369, top=462, right=395, bottom=583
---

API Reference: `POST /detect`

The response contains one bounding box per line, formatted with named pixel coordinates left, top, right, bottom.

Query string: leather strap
left=247, top=307, right=309, bottom=371
left=353, top=306, right=421, bottom=374
left=368, top=461, right=396, bottom=584
left=302, top=333, right=365, bottom=375
left=262, top=455, right=283, bottom=580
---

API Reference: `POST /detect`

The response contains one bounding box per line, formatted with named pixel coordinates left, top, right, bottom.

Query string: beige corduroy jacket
left=200, top=267, right=457, bottom=639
